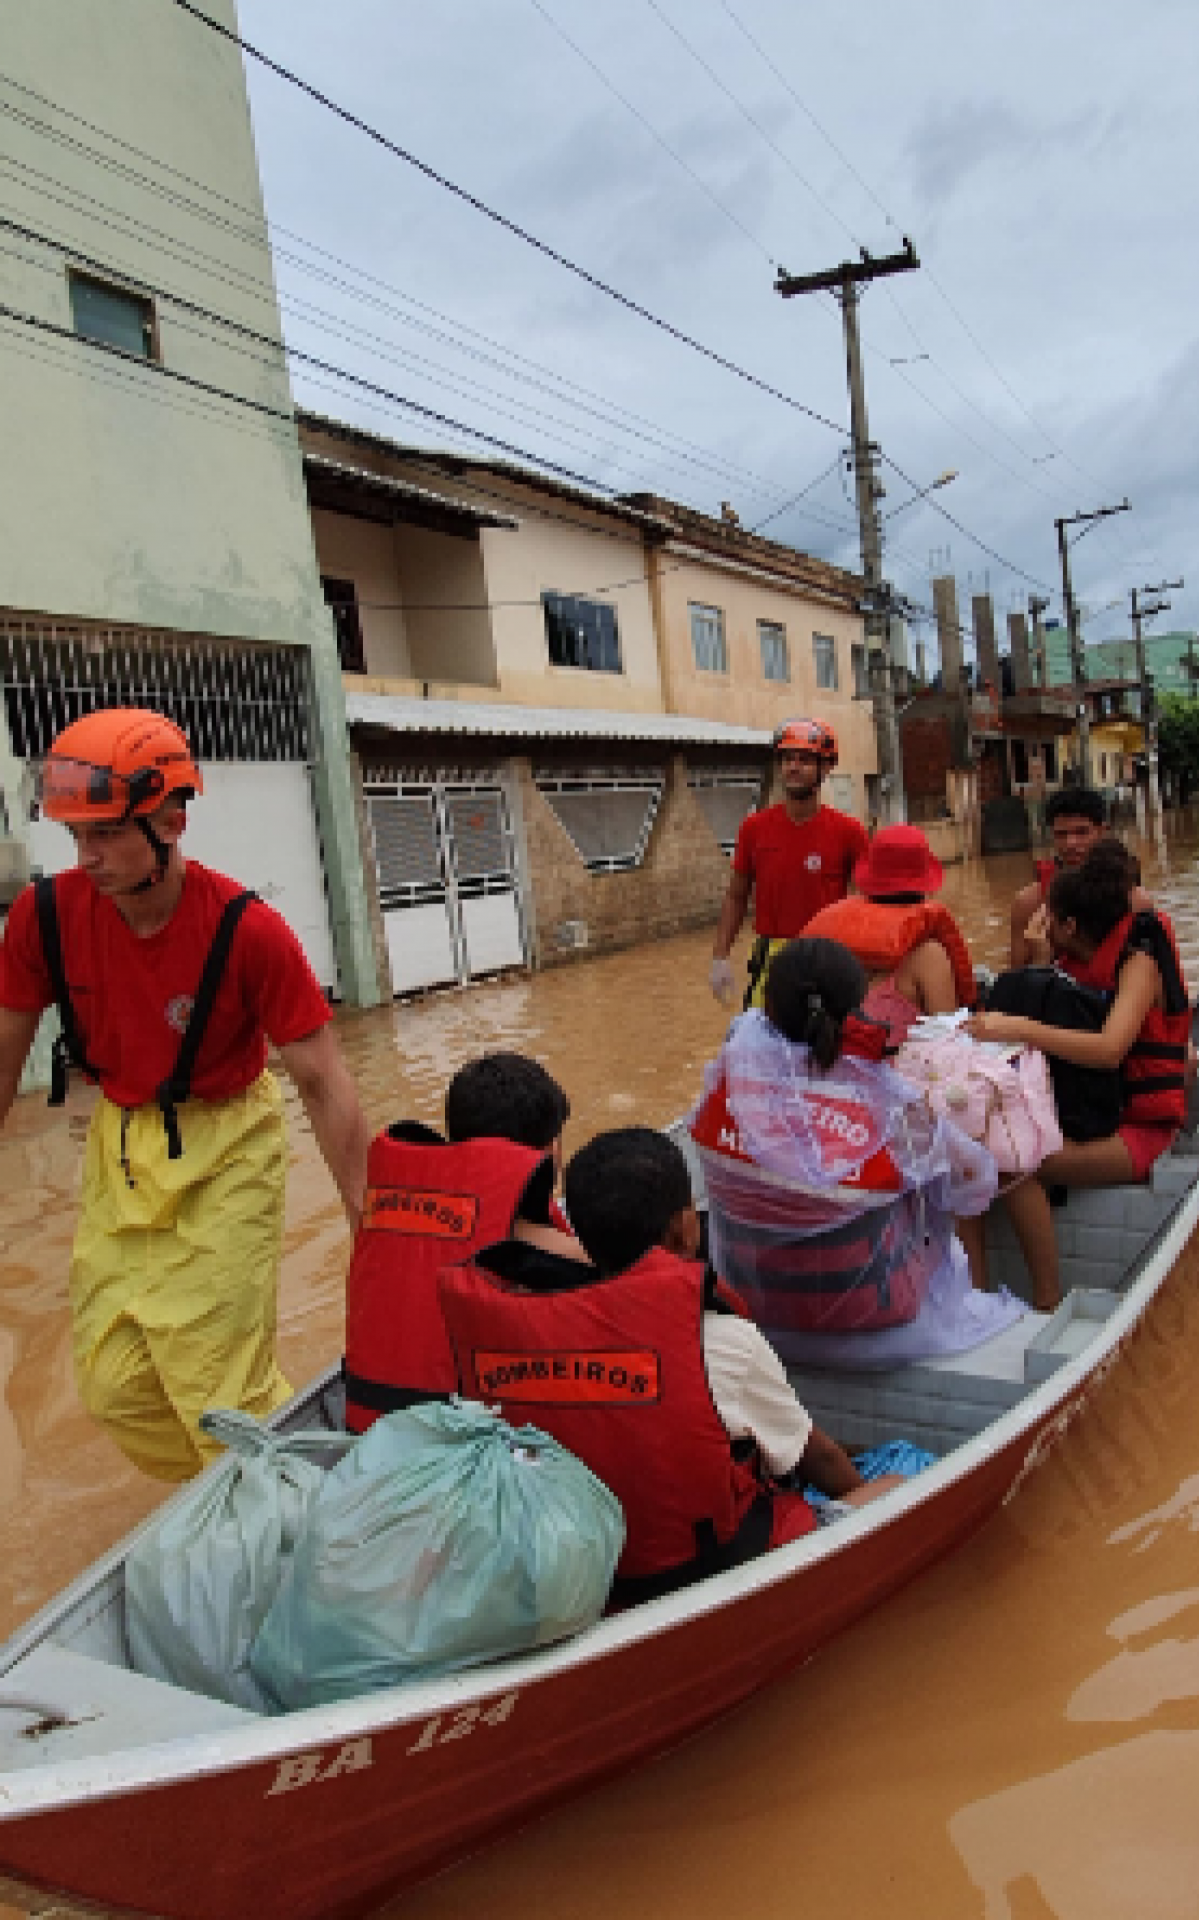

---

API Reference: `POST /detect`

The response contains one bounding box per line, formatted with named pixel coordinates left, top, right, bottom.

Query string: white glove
left=710, top=957, right=737, bottom=1007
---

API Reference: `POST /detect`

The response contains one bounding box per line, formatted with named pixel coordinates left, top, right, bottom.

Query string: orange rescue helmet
left=772, top=717, right=838, bottom=769
left=36, top=707, right=203, bottom=825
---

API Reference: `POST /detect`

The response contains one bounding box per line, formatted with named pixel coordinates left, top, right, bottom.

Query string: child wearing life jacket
left=970, top=839, right=1191, bottom=1309
left=804, top=824, right=975, bottom=1047
left=439, top=1127, right=902, bottom=1603
left=342, top=1052, right=569, bottom=1432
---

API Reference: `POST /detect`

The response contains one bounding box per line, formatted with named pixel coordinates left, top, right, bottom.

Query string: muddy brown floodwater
left=4, top=831, right=1199, bottom=1919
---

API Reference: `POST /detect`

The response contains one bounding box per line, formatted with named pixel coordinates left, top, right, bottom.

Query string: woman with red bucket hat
left=805, top=823, right=976, bottom=1047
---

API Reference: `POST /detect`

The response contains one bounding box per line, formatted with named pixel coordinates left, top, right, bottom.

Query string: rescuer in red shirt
left=710, top=718, right=867, bottom=1010
left=0, top=707, right=370, bottom=1481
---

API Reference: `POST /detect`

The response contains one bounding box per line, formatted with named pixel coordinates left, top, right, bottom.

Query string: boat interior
left=2, top=1116, right=1197, bottom=1781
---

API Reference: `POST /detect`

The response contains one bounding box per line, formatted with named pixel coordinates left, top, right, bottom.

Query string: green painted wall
left=0, top=0, right=379, bottom=1004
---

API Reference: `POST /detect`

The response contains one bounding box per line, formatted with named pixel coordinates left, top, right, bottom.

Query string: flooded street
left=3, top=830, right=1199, bottom=1918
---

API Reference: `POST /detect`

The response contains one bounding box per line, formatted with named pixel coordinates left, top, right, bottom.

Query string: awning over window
left=303, top=454, right=519, bottom=538
left=345, top=691, right=774, bottom=750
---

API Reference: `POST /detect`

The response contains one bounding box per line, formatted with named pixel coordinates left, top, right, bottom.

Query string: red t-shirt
left=0, top=861, right=332, bottom=1108
left=733, top=804, right=868, bottom=938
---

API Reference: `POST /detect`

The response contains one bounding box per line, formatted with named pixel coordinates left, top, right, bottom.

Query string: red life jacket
left=691, top=1073, right=934, bottom=1332
left=803, top=897, right=976, bottom=1010
left=1066, top=912, right=1190, bottom=1127
left=343, top=1128, right=552, bottom=1433
left=439, top=1244, right=815, bottom=1596
left=691, top=1072, right=903, bottom=1194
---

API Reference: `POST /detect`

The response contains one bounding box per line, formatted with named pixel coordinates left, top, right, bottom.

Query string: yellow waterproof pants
left=69, top=1071, right=292, bottom=1482
left=745, top=937, right=789, bottom=1011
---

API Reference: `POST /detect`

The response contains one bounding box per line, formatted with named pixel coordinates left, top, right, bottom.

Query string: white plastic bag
left=124, top=1410, right=348, bottom=1713
left=250, top=1400, right=625, bottom=1711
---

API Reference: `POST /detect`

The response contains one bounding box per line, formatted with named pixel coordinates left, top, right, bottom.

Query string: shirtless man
left=1010, top=787, right=1150, bottom=969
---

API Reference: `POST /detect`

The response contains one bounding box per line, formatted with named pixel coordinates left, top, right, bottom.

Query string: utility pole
left=1028, top=593, right=1050, bottom=689
left=776, top=240, right=920, bottom=823
left=1053, top=501, right=1130, bottom=786
left=1131, top=578, right=1183, bottom=818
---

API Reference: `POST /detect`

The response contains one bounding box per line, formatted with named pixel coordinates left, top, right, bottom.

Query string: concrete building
left=297, top=414, right=872, bottom=994
left=0, top=0, right=377, bottom=1009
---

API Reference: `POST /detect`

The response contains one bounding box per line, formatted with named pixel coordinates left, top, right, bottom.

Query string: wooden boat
left=0, top=1136, right=1197, bottom=1920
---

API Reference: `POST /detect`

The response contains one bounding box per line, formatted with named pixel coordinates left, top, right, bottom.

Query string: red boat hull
left=0, top=1404, right=1071, bottom=1920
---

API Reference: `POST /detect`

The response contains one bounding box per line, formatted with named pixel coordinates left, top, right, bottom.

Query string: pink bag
left=892, top=1036, right=1063, bottom=1176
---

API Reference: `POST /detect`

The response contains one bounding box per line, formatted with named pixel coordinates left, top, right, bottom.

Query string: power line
left=642, top=0, right=860, bottom=251
left=163, top=1, right=1056, bottom=596
left=0, top=279, right=866, bottom=586
left=646, top=2, right=1075, bottom=489
left=0, top=84, right=808, bottom=511
left=0, top=153, right=793, bottom=511
left=166, top=0, right=847, bottom=436
left=711, top=0, right=1141, bottom=520
left=527, top=0, right=777, bottom=268
left=0, top=214, right=692, bottom=498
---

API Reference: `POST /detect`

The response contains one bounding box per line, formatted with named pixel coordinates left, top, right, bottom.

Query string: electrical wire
left=0, top=74, right=807, bottom=508
left=165, top=0, right=848, bottom=437
left=0, top=157, right=796, bottom=510
left=163, top=0, right=1057, bottom=595
left=527, top=0, right=777, bottom=268
left=713, top=0, right=1161, bottom=578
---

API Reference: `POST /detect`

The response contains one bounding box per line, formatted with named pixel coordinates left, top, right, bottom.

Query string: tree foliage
left=1156, top=694, right=1199, bottom=800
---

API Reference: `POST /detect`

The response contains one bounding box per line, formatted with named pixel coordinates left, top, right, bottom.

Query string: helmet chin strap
left=124, top=817, right=172, bottom=895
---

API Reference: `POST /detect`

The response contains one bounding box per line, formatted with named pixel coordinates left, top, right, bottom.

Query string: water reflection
left=1, top=831, right=1199, bottom=1920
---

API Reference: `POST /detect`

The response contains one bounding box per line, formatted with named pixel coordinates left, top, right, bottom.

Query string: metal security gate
left=0, top=620, right=340, bottom=990
left=363, top=772, right=525, bottom=995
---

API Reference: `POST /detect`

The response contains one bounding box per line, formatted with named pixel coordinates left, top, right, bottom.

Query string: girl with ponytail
left=762, top=938, right=867, bottom=1072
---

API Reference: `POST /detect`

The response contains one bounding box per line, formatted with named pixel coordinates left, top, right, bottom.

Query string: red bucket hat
left=853, top=824, right=944, bottom=898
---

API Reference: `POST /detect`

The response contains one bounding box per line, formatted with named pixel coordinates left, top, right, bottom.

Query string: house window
left=813, top=633, right=838, bottom=691
left=851, top=643, right=870, bottom=697
left=535, top=773, right=663, bottom=873
left=543, top=593, right=622, bottom=674
left=758, top=621, right=789, bottom=683
left=688, top=772, right=760, bottom=854
left=321, top=577, right=367, bottom=674
left=69, top=272, right=156, bottom=359
left=690, top=603, right=727, bottom=674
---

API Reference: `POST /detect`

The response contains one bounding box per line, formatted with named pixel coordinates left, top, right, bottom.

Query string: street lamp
left=882, top=468, right=958, bottom=522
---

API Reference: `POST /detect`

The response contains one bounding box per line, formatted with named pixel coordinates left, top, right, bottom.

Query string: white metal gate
left=364, top=773, right=525, bottom=995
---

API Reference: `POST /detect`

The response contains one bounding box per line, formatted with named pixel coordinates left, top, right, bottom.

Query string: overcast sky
left=235, top=0, right=1199, bottom=656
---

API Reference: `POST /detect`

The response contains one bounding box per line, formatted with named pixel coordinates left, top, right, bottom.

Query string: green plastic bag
left=125, top=1410, right=349, bottom=1713
left=250, top=1400, right=625, bottom=1711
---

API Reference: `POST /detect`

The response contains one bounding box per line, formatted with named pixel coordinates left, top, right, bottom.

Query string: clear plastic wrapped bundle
left=691, top=1012, right=1021, bottom=1366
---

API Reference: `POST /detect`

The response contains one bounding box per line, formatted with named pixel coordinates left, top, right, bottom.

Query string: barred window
left=0, top=623, right=311, bottom=762
left=536, top=774, right=662, bottom=873
left=690, top=604, right=727, bottom=674
left=688, top=773, right=759, bottom=854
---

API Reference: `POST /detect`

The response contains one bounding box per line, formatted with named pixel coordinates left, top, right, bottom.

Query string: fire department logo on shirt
left=165, top=995, right=194, bottom=1035
left=805, top=853, right=822, bottom=872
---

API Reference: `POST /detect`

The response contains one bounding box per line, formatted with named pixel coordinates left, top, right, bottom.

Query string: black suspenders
left=156, top=891, right=257, bottom=1158
left=35, top=877, right=257, bottom=1158
left=35, top=875, right=104, bottom=1107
